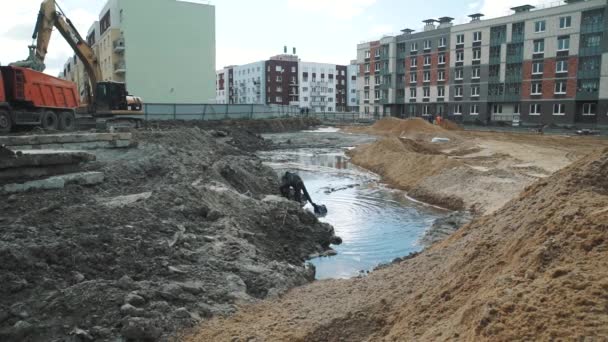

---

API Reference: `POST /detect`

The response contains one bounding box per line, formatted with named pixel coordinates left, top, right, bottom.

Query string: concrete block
left=0, top=150, right=96, bottom=170
left=0, top=133, right=132, bottom=147
left=1, top=172, right=104, bottom=194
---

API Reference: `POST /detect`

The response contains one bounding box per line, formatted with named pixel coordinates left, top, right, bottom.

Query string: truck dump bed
left=0, top=66, right=79, bottom=109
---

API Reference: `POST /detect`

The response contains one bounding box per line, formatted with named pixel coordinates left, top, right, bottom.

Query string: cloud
left=369, top=24, right=393, bottom=37
left=287, top=0, right=378, bottom=20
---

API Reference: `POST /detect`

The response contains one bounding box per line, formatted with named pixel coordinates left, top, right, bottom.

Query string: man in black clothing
left=280, top=172, right=327, bottom=215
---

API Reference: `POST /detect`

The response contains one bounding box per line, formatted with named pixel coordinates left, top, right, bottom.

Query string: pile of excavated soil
left=0, top=127, right=338, bottom=341
left=347, top=137, right=465, bottom=210
left=186, top=148, right=608, bottom=342
left=354, top=117, right=459, bottom=141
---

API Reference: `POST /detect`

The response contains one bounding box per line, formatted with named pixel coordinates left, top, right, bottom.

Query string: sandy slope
left=185, top=147, right=608, bottom=342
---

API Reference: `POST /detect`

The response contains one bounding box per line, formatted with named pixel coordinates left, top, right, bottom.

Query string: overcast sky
left=0, top=0, right=546, bottom=76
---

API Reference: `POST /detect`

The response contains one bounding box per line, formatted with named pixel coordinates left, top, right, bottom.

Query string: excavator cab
left=96, top=82, right=128, bottom=112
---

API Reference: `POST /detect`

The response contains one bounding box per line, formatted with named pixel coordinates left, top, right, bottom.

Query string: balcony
left=490, top=37, right=506, bottom=46
left=489, top=56, right=501, bottom=65
left=577, top=91, right=599, bottom=100
left=488, top=94, right=504, bottom=101
left=380, top=52, right=389, bottom=60
left=488, top=75, right=500, bottom=84
left=396, top=94, right=405, bottom=103
left=581, top=23, right=604, bottom=34
left=380, top=68, right=391, bottom=76
left=397, top=66, right=406, bottom=74
left=379, top=83, right=391, bottom=90
left=578, top=69, right=600, bottom=79
left=579, top=46, right=602, bottom=57
left=503, top=94, right=521, bottom=102
left=113, top=38, right=125, bottom=53
left=114, top=62, right=126, bottom=74
left=505, top=74, right=522, bottom=82
left=398, top=51, right=408, bottom=59
left=511, top=33, right=525, bottom=43
left=506, top=55, right=523, bottom=64
left=379, top=98, right=389, bottom=104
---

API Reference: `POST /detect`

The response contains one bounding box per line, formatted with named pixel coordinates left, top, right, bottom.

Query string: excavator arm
left=11, top=0, right=102, bottom=106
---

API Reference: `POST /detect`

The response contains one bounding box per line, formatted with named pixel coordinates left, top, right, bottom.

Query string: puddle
left=259, top=139, right=447, bottom=280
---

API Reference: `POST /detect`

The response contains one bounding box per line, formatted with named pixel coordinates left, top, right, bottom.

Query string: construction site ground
left=185, top=118, right=608, bottom=341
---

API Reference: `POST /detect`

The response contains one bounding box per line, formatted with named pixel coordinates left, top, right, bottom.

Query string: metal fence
left=142, top=103, right=373, bottom=123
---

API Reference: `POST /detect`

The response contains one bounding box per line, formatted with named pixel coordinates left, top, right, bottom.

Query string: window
left=423, top=87, right=430, bottom=98
left=556, top=60, right=568, bottom=73
left=365, top=64, right=370, bottom=72
left=424, top=55, right=431, bottom=66
left=555, top=81, right=567, bottom=94
left=438, top=53, right=446, bottom=64
left=291, top=66, right=296, bottom=73
left=472, top=67, right=481, bottom=79
left=534, top=40, right=545, bottom=53
left=532, top=62, right=544, bottom=75
left=454, top=104, right=462, bottom=115
left=411, top=58, right=418, bottom=67
left=375, top=49, right=380, bottom=57
left=365, top=50, right=371, bottom=59
left=470, top=104, right=479, bottom=115
left=276, top=76, right=282, bottom=82
left=276, top=66, right=283, bottom=72
left=560, top=16, right=572, bottom=29
left=365, top=77, right=370, bottom=86
left=471, top=86, right=480, bottom=97
left=531, top=83, right=542, bottom=95
left=493, top=104, right=503, bottom=114
left=455, top=69, right=463, bottom=80
left=423, top=105, right=431, bottom=115
left=276, top=96, right=282, bottom=102
left=438, top=70, right=446, bottom=81
left=535, top=20, right=546, bottom=33
left=424, top=71, right=431, bottom=82
left=558, top=36, right=570, bottom=51
left=473, top=49, right=481, bottom=61
left=364, top=91, right=370, bottom=99
left=302, top=87, right=308, bottom=92
left=424, top=40, right=431, bottom=50
left=438, top=86, right=445, bottom=98
left=439, top=37, right=447, bottom=47
left=411, top=43, right=418, bottom=51
left=583, top=103, right=596, bottom=115
left=514, top=104, right=520, bottom=114
left=455, top=86, right=463, bottom=97
left=410, top=73, right=418, bottom=83
left=474, top=31, right=482, bottom=42
left=410, top=88, right=417, bottom=97
left=530, top=104, right=541, bottom=115
left=375, top=77, right=381, bottom=85
left=456, top=51, right=464, bottom=62
left=553, top=103, right=565, bottom=115
left=457, top=34, right=465, bottom=44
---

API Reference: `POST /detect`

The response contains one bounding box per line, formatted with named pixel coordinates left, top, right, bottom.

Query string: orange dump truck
left=0, top=65, right=79, bottom=133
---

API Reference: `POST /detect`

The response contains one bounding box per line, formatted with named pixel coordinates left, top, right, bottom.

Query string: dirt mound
left=0, top=127, right=338, bottom=341
left=185, top=149, right=608, bottom=342
left=439, top=119, right=463, bottom=131
left=347, top=137, right=463, bottom=209
left=365, top=117, right=458, bottom=141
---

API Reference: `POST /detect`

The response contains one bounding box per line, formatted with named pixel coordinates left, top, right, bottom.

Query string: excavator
left=0, top=0, right=142, bottom=132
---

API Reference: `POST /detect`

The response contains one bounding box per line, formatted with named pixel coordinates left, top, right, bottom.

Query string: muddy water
left=260, top=130, right=447, bottom=280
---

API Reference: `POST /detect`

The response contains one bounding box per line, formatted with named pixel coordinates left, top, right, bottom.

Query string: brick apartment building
left=357, top=0, right=608, bottom=127
left=216, top=54, right=358, bottom=112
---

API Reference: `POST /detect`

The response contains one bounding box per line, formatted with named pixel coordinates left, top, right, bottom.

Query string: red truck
left=0, top=66, right=79, bottom=133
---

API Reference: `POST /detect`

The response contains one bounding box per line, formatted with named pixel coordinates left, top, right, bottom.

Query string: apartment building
left=347, top=61, right=360, bottom=112
left=62, top=0, right=215, bottom=104
left=216, top=54, right=354, bottom=112
left=357, top=0, right=608, bottom=126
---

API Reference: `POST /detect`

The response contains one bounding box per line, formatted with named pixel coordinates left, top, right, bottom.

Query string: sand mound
left=186, top=149, right=608, bottom=342
left=440, top=119, right=463, bottom=131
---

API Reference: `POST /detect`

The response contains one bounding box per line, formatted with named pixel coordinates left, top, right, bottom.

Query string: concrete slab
left=0, top=133, right=132, bottom=147
left=1, top=172, right=104, bottom=194
left=0, top=150, right=96, bottom=170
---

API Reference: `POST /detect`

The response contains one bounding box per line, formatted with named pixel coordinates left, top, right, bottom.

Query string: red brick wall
left=567, top=56, right=578, bottom=78
left=522, top=81, right=531, bottom=99
left=544, top=58, right=556, bottom=79
left=542, top=79, right=555, bottom=99
left=523, top=61, right=532, bottom=80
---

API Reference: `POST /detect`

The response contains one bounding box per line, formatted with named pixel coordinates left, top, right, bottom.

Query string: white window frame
left=473, top=31, right=482, bottom=42
left=470, top=104, right=479, bottom=115
left=530, top=104, right=541, bottom=116
left=438, top=71, right=445, bottom=81
left=424, top=40, right=431, bottom=50
left=454, top=104, right=462, bottom=115
left=411, top=58, right=418, bottom=67
left=457, top=34, right=464, bottom=44
left=455, top=69, right=463, bottom=80
left=365, top=64, right=370, bottom=72
left=471, top=86, right=480, bottom=97
left=532, top=62, right=544, bottom=75
left=423, top=87, right=430, bottom=98
left=554, top=81, right=567, bottom=94
left=535, top=20, right=546, bottom=33
left=560, top=16, right=572, bottom=29
left=553, top=103, right=566, bottom=116
left=410, top=73, right=417, bottom=83
left=439, top=37, right=447, bottom=47
left=410, top=88, right=417, bottom=98
left=438, top=53, right=446, bottom=65
left=365, top=50, right=371, bottom=58
left=424, top=56, right=431, bottom=66
left=456, top=51, right=464, bottom=62
left=583, top=103, right=596, bottom=116
left=534, top=40, right=545, bottom=53
left=556, top=60, right=568, bottom=73
left=558, top=36, right=570, bottom=51
left=455, top=86, right=463, bottom=97
left=531, top=83, right=542, bottom=95
left=438, top=86, right=445, bottom=98
left=473, top=49, right=481, bottom=61
left=423, top=71, right=431, bottom=82
left=411, top=43, right=418, bottom=52
left=472, top=67, right=481, bottom=79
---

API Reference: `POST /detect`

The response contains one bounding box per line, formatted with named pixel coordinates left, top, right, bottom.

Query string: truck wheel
left=41, top=111, right=58, bottom=130
left=0, top=110, right=12, bottom=133
left=59, top=111, right=76, bottom=131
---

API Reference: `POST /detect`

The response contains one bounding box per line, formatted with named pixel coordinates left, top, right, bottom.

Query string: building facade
left=62, top=0, right=215, bottom=104
left=216, top=54, right=355, bottom=112
left=357, top=0, right=608, bottom=126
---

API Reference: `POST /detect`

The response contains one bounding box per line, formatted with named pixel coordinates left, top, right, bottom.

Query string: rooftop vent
left=438, top=16, right=454, bottom=28
left=511, top=5, right=535, bottom=13
left=401, top=28, right=415, bottom=35
left=468, top=13, right=485, bottom=22
left=423, top=19, right=437, bottom=31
